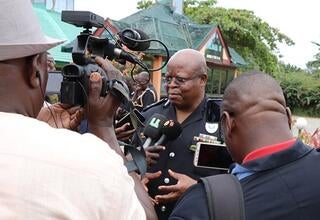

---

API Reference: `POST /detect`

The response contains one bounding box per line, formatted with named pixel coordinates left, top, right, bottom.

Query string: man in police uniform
left=141, top=49, right=227, bottom=219
left=132, top=71, right=157, bottom=111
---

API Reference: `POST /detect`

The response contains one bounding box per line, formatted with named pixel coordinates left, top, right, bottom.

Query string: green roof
left=228, top=47, right=247, bottom=66
left=32, top=3, right=82, bottom=63
left=105, top=3, right=216, bottom=55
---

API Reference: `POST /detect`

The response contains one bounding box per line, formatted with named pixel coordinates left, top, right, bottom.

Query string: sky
left=74, top=0, right=320, bottom=69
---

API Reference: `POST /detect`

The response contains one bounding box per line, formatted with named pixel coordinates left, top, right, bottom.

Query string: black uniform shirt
left=141, top=96, right=226, bottom=220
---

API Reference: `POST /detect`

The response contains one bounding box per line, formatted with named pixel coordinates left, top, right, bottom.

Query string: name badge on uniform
left=205, top=122, right=218, bottom=134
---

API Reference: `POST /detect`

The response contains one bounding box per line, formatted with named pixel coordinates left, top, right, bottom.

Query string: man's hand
left=155, top=169, right=197, bottom=204
left=142, top=171, right=162, bottom=205
left=95, top=56, right=122, bottom=80
left=37, top=103, right=83, bottom=130
left=142, top=171, right=162, bottom=192
left=115, top=123, right=135, bottom=141
left=145, top=145, right=166, bottom=167
left=86, top=72, right=121, bottom=127
left=86, top=56, right=125, bottom=128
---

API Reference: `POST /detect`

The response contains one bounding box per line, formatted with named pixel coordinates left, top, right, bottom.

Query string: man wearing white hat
left=0, top=0, right=156, bottom=219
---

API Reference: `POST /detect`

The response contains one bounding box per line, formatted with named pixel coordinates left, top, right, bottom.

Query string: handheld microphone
left=142, top=113, right=167, bottom=149
left=119, top=28, right=151, bottom=51
left=154, top=120, right=182, bottom=146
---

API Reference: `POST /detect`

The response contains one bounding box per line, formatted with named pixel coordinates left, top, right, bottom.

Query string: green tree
left=137, top=0, right=154, bottom=9
left=183, top=0, right=294, bottom=73
left=278, top=62, right=302, bottom=73
left=137, top=0, right=294, bottom=73
left=307, top=42, right=320, bottom=73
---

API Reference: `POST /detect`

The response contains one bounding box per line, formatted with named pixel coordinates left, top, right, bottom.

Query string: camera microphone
left=142, top=113, right=167, bottom=149
left=119, top=28, right=151, bottom=51
left=113, top=48, right=140, bottom=64
left=154, top=120, right=182, bottom=146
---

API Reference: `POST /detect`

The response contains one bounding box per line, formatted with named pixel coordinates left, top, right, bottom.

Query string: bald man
left=140, top=49, right=227, bottom=219
left=169, top=72, right=320, bottom=220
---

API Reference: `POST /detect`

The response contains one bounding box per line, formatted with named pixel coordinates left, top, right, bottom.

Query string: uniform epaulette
left=142, top=98, right=169, bottom=112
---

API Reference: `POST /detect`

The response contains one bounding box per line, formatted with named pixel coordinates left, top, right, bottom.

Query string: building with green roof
left=32, top=3, right=82, bottom=67
left=95, top=1, right=246, bottom=97
left=33, top=0, right=245, bottom=96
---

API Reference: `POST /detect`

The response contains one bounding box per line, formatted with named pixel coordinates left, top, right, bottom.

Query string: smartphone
left=46, top=71, right=63, bottom=95
left=116, top=109, right=145, bottom=129
left=116, top=112, right=133, bottom=129
left=193, top=142, right=233, bottom=170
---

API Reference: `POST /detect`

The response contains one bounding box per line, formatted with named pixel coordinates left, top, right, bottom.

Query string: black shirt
left=140, top=96, right=226, bottom=220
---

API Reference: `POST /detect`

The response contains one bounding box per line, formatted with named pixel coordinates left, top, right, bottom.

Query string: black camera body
left=60, top=63, right=108, bottom=105
left=60, top=11, right=146, bottom=106
left=61, top=11, right=104, bottom=29
left=60, top=11, right=112, bottom=106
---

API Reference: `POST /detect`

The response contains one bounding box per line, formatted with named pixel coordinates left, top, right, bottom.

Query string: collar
left=231, top=163, right=255, bottom=180
left=167, top=96, right=207, bottom=128
left=243, top=138, right=296, bottom=163
left=242, top=139, right=313, bottom=172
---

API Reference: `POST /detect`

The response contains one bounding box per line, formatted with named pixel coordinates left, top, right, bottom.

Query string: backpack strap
left=200, top=174, right=245, bottom=220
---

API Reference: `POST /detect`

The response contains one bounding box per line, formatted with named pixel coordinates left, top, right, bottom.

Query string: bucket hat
left=0, top=0, right=64, bottom=61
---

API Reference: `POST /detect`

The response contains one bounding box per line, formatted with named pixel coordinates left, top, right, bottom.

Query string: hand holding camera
left=86, top=69, right=120, bottom=129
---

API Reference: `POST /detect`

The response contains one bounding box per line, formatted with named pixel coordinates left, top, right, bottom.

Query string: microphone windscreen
left=161, top=120, right=182, bottom=140
left=120, top=28, right=150, bottom=51
left=133, top=29, right=150, bottom=51
left=143, top=113, right=167, bottom=139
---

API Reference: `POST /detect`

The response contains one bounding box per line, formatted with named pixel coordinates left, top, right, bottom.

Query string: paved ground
left=292, top=116, right=320, bottom=136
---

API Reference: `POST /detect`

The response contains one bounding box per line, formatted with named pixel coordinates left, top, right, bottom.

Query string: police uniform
left=140, top=96, right=228, bottom=220
left=133, top=87, right=157, bottom=112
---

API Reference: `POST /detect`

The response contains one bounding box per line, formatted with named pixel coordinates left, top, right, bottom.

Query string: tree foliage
left=137, top=0, right=154, bottom=10
left=183, top=0, right=294, bottom=73
left=306, top=41, right=320, bottom=73
left=278, top=71, right=320, bottom=117
left=137, top=0, right=294, bottom=73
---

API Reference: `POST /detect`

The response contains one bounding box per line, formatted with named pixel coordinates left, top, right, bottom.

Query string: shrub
left=277, top=72, right=320, bottom=117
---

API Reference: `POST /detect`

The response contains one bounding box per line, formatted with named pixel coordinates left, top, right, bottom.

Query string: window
left=205, top=33, right=223, bottom=61
left=206, top=68, right=234, bottom=96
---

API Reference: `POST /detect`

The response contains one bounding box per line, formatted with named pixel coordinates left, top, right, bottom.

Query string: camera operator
left=0, top=1, right=156, bottom=219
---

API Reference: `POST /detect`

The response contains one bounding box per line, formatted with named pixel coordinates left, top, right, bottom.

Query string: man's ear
left=285, top=107, right=292, bottom=129
left=222, top=111, right=233, bottom=138
left=27, top=54, right=41, bottom=88
left=200, top=74, right=208, bottom=87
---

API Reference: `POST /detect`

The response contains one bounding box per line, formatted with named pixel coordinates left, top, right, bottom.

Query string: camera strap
left=119, top=141, right=147, bottom=177
left=108, top=79, right=130, bottom=102
left=129, top=108, right=145, bottom=130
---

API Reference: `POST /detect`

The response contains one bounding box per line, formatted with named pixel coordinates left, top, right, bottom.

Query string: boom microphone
left=142, top=113, right=167, bottom=149
left=119, top=28, right=151, bottom=51
left=154, top=120, right=182, bottom=146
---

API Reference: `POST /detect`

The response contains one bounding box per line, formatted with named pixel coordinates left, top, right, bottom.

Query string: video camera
left=60, top=11, right=151, bottom=106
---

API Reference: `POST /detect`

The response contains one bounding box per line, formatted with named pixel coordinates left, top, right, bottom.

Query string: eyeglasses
left=164, top=75, right=202, bottom=86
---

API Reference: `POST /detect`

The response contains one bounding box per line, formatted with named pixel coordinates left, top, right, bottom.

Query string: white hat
left=0, top=0, right=65, bottom=61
